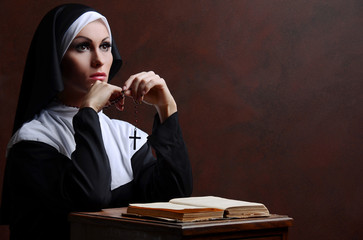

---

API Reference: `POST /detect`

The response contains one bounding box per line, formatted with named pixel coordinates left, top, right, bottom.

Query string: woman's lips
left=90, top=72, right=107, bottom=81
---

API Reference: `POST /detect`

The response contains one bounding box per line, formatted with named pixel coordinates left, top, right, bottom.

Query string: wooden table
left=69, top=208, right=293, bottom=240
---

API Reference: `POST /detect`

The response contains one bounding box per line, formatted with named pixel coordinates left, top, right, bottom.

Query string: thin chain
left=129, top=99, right=142, bottom=150
left=134, top=101, right=138, bottom=130
left=133, top=99, right=143, bottom=130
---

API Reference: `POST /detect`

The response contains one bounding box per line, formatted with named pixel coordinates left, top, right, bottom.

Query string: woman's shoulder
left=8, top=109, right=75, bottom=157
left=7, top=119, right=58, bottom=156
left=11, top=117, right=53, bottom=144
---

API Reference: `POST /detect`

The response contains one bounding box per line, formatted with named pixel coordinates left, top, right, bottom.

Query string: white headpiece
left=60, top=11, right=112, bottom=58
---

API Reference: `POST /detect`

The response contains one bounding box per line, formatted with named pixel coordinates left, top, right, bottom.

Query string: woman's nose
left=91, top=50, right=104, bottom=68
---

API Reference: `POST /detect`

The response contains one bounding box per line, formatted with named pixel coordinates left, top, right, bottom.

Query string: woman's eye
left=75, top=42, right=90, bottom=52
left=100, top=42, right=111, bottom=51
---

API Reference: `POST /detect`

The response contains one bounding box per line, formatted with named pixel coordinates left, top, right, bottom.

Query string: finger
left=100, top=85, right=123, bottom=109
left=136, top=79, right=147, bottom=101
left=129, top=78, right=141, bottom=100
left=123, top=72, right=146, bottom=91
left=110, top=88, right=125, bottom=102
left=123, top=71, right=156, bottom=92
left=137, top=72, right=161, bottom=98
left=129, top=72, right=152, bottom=100
left=115, top=98, right=125, bottom=111
left=144, top=74, right=164, bottom=92
left=107, top=82, right=123, bottom=92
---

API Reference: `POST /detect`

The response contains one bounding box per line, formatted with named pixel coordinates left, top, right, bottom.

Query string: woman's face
left=61, top=20, right=113, bottom=101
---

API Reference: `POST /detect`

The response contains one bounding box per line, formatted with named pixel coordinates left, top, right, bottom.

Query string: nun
left=0, top=3, right=193, bottom=240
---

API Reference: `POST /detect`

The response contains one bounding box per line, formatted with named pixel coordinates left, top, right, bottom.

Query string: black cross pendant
left=129, top=128, right=141, bottom=150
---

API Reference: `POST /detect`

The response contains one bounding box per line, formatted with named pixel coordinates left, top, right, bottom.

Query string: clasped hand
left=81, top=71, right=177, bottom=122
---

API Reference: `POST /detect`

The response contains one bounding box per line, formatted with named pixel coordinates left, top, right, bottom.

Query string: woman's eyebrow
left=102, top=37, right=110, bottom=42
left=73, top=36, right=110, bottom=42
left=73, top=36, right=92, bottom=41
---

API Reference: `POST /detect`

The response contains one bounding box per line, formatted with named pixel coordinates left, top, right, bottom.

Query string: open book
left=126, top=196, right=270, bottom=222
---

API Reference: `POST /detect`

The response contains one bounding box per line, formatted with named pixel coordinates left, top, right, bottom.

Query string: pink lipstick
left=90, top=72, right=107, bottom=81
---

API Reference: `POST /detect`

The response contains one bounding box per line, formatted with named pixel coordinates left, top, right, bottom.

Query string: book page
left=170, top=196, right=265, bottom=209
left=129, top=202, right=209, bottom=210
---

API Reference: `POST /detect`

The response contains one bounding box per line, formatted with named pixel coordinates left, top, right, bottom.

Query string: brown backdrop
left=1, top=0, right=362, bottom=239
